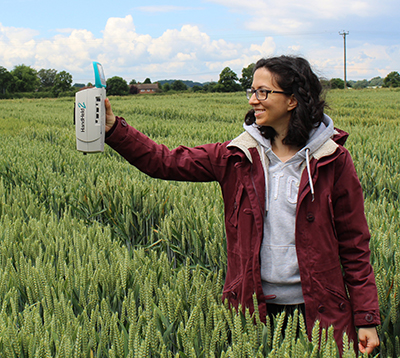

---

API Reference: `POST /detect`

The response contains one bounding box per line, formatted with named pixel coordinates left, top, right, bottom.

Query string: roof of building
left=135, top=83, right=159, bottom=90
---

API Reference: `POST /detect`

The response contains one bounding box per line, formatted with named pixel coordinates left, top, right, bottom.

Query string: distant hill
left=157, top=80, right=204, bottom=88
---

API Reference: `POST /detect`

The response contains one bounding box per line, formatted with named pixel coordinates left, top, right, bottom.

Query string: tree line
left=324, top=72, right=400, bottom=89
left=0, top=65, right=73, bottom=98
left=100, top=65, right=254, bottom=96
left=0, top=64, right=254, bottom=98
left=1, top=63, right=399, bottom=99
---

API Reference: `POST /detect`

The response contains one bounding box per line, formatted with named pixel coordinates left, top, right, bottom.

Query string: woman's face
left=248, top=68, right=297, bottom=135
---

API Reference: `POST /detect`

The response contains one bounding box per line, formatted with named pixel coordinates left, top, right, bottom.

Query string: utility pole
left=339, top=30, right=349, bottom=89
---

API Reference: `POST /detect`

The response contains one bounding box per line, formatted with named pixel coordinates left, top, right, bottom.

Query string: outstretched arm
left=103, top=98, right=229, bottom=183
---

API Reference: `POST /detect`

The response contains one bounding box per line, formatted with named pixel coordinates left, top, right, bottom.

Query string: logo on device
left=79, top=104, right=86, bottom=133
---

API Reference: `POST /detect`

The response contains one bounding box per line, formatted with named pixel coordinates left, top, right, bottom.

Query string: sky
left=1, top=0, right=399, bottom=85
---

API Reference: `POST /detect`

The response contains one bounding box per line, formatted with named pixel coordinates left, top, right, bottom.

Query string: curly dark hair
left=244, top=55, right=326, bottom=148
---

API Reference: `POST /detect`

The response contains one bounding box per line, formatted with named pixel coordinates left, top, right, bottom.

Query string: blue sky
left=1, top=0, right=399, bottom=84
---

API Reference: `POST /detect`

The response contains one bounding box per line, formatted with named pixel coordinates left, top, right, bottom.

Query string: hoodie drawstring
left=305, top=148, right=315, bottom=202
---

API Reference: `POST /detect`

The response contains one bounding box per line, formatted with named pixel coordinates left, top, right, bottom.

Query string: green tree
left=0, top=66, right=14, bottom=95
left=171, top=80, right=187, bottom=91
left=38, top=69, right=57, bottom=90
left=202, top=82, right=217, bottom=92
left=143, top=78, right=151, bottom=84
left=240, top=63, right=255, bottom=90
left=191, top=85, right=203, bottom=92
left=129, top=79, right=137, bottom=85
left=52, top=71, right=72, bottom=96
left=106, top=76, right=129, bottom=95
left=369, top=76, right=383, bottom=87
left=162, top=83, right=171, bottom=92
left=329, top=78, right=345, bottom=89
left=10, top=64, right=39, bottom=92
left=383, top=71, right=400, bottom=88
left=353, top=79, right=369, bottom=89
left=129, top=85, right=139, bottom=95
left=217, top=67, right=242, bottom=92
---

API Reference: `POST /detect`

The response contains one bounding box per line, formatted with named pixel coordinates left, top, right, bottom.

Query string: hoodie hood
left=243, top=113, right=336, bottom=203
left=243, top=113, right=335, bottom=158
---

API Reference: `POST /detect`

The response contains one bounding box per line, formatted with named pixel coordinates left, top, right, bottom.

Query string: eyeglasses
left=246, top=88, right=291, bottom=101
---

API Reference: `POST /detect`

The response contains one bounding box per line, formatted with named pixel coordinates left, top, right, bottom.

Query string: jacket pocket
left=325, top=286, right=349, bottom=303
left=312, top=264, right=350, bottom=307
left=222, top=275, right=243, bottom=308
left=228, top=183, right=244, bottom=228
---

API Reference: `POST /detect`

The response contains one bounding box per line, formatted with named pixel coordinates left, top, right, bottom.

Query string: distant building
left=132, top=83, right=160, bottom=94
left=78, top=85, right=94, bottom=91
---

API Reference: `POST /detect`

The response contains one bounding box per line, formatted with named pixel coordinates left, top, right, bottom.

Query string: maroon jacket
left=106, top=117, right=380, bottom=348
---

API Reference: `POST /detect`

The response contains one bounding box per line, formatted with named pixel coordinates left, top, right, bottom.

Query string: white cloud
left=0, top=23, right=39, bottom=68
left=0, top=16, right=277, bottom=82
left=250, top=37, right=276, bottom=56
left=0, top=9, right=398, bottom=83
left=0, top=18, right=232, bottom=81
left=102, top=15, right=152, bottom=66
left=0, top=23, right=39, bottom=44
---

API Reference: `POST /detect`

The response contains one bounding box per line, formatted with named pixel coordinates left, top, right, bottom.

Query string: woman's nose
left=248, top=92, right=259, bottom=105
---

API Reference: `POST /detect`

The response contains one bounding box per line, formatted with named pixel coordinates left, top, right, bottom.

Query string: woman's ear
left=287, top=95, right=298, bottom=111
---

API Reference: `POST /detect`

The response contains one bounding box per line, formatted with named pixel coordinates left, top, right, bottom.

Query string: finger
left=359, top=340, right=378, bottom=355
left=358, top=341, right=366, bottom=354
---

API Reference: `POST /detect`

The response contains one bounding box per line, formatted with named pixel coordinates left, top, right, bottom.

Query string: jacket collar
left=227, top=130, right=339, bottom=164
left=227, top=131, right=259, bottom=163
left=310, top=132, right=339, bottom=160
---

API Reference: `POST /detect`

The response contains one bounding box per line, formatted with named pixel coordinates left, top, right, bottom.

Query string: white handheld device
left=74, top=62, right=106, bottom=153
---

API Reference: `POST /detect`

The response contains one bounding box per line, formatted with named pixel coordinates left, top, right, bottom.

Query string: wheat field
left=0, top=89, right=399, bottom=357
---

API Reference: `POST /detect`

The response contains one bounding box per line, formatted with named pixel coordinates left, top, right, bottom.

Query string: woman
left=104, top=55, right=380, bottom=354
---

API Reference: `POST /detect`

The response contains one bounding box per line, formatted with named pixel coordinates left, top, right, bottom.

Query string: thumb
left=104, top=98, right=116, bottom=132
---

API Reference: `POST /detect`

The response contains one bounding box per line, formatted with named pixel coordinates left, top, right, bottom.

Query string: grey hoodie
left=244, top=114, right=335, bottom=304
